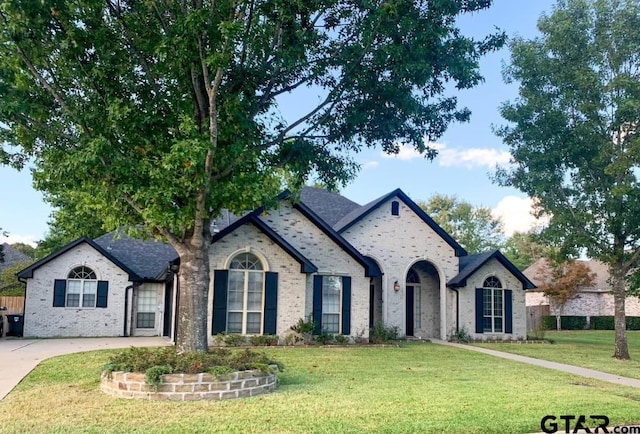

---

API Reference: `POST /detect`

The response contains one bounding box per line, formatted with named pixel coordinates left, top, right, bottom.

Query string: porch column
left=440, top=279, right=447, bottom=340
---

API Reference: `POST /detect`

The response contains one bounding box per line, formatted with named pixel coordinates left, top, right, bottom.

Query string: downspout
left=450, top=288, right=459, bottom=334
left=16, top=276, right=27, bottom=337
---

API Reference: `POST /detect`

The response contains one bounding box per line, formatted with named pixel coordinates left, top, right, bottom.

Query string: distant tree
left=0, top=260, right=31, bottom=296
left=0, top=1, right=504, bottom=352
left=0, top=227, right=6, bottom=262
left=536, top=259, right=595, bottom=331
left=496, top=0, right=640, bottom=359
left=418, top=194, right=504, bottom=254
left=503, top=232, right=553, bottom=271
left=10, top=243, right=35, bottom=259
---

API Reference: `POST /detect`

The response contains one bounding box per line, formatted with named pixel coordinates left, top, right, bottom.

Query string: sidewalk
left=0, top=336, right=171, bottom=400
left=432, top=339, right=640, bottom=388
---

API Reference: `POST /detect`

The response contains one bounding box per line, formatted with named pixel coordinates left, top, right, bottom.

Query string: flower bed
left=101, top=366, right=278, bottom=401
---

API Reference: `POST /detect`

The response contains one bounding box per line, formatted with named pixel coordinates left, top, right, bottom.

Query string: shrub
left=314, top=331, right=334, bottom=345
left=290, top=317, right=316, bottom=334
left=449, top=327, right=471, bottom=343
left=590, top=316, right=615, bottom=330
left=370, top=322, right=399, bottom=344
left=626, top=317, right=640, bottom=330
left=527, top=323, right=546, bottom=341
left=145, top=365, right=173, bottom=388
left=542, top=316, right=587, bottom=330
left=333, top=334, right=350, bottom=345
left=103, top=346, right=283, bottom=385
left=216, top=333, right=247, bottom=346
left=249, top=334, right=279, bottom=346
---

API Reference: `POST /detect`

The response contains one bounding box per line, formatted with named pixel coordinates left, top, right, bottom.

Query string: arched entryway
left=405, top=261, right=440, bottom=338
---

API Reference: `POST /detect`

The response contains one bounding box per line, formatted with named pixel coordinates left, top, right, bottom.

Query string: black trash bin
left=6, top=314, right=24, bottom=337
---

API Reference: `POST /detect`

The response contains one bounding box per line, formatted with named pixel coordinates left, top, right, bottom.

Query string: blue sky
left=0, top=0, right=556, bottom=246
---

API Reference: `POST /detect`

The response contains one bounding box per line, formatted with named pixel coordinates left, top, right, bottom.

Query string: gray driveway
left=0, top=336, right=171, bottom=400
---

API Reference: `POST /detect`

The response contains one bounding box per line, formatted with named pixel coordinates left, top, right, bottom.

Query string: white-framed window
left=136, top=286, right=156, bottom=329
left=66, top=266, right=97, bottom=308
left=227, top=252, right=265, bottom=334
left=322, top=276, right=342, bottom=334
left=482, top=276, right=504, bottom=333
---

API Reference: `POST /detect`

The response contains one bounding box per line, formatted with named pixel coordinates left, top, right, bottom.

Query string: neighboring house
left=18, top=187, right=535, bottom=341
left=524, top=258, right=640, bottom=318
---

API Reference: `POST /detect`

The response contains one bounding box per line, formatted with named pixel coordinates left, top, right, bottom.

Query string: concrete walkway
left=0, top=336, right=171, bottom=400
left=432, top=339, right=640, bottom=388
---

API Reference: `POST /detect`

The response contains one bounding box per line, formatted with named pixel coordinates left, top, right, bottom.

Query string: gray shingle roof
left=93, top=231, right=178, bottom=281
left=0, top=243, right=32, bottom=272
left=448, top=250, right=536, bottom=289
left=299, top=187, right=362, bottom=227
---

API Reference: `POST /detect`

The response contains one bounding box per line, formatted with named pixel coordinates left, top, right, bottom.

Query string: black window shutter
left=264, top=272, right=278, bottom=335
left=96, top=281, right=109, bottom=308
left=341, top=276, right=351, bottom=335
left=504, top=290, right=513, bottom=334
left=475, top=288, right=484, bottom=334
left=312, top=275, right=323, bottom=335
left=212, top=270, right=229, bottom=335
left=53, top=279, right=66, bottom=307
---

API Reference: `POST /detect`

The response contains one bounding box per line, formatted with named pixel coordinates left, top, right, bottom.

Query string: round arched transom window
left=482, top=276, right=504, bottom=333
left=67, top=266, right=97, bottom=307
left=227, top=253, right=265, bottom=334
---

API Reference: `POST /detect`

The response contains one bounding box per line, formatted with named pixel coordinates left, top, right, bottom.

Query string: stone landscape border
left=101, top=368, right=278, bottom=401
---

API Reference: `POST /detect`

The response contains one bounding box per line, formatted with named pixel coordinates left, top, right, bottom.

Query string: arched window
left=67, top=266, right=97, bottom=308
left=227, top=253, right=265, bottom=334
left=482, top=276, right=504, bottom=333
left=406, top=268, right=420, bottom=284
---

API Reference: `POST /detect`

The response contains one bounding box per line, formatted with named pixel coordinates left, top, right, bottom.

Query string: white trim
left=223, top=247, right=271, bottom=272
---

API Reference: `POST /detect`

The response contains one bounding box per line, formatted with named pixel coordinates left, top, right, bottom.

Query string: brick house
left=18, top=187, right=535, bottom=341
left=524, top=258, right=640, bottom=320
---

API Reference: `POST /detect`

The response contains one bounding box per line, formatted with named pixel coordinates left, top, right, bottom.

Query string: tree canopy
left=418, top=194, right=504, bottom=254
left=502, top=231, right=553, bottom=271
left=0, top=0, right=504, bottom=352
left=496, top=0, right=640, bottom=358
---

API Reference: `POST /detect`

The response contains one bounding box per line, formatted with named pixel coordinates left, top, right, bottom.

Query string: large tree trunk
left=611, top=268, right=630, bottom=360
left=175, top=245, right=210, bottom=353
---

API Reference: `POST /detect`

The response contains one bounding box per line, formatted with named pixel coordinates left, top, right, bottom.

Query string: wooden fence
left=0, top=296, right=24, bottom=314
left=526, top=304, right=550, bottom=332
left=0, top=296, right=24, bottom=337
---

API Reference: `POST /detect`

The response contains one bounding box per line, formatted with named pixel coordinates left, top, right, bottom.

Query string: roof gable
left=334, top=189, right=467, bottom=257
left=299, top=187, right=362, bottom=227
left=17, top=237, right=143, bottom=281
left=448, top=250, right=536, bottom=289
left=211, top=211, right=318, bottom=274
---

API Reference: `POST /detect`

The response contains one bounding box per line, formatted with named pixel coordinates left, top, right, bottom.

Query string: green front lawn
left=1, top=342, right=640, bottom=433
left=475, top=330, right=640, bottom=380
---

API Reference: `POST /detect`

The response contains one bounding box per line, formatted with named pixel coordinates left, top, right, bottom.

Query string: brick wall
left=341, top=196, right=458, bottom=339
left=23, top=242, right=131, bottom=337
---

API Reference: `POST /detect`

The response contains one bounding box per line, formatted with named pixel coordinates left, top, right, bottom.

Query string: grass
left=475, top=330, right=640, bottom=380
left=1, top=342, right=640, bottom=433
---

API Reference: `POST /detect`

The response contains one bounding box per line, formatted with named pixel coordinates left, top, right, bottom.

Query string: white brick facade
left=459, top=258, right=527, bottom=340
left=21, top=189, right=531, bottom=341
left=24, top=242, right=131, bottom=337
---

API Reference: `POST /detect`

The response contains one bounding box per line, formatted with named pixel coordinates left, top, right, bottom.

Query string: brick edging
left=100, top=367, right=278, bottom=401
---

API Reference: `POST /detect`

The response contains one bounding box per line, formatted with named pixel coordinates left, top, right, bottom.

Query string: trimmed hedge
left=591, top=316, right=640, bottom=330
left=543, top=315, right=640, bottom=330
left=542, top=316, right=587, bottom=330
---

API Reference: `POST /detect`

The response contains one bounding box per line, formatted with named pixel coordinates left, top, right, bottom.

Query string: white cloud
left=379, top=141, right=511, bottom=169
left=362, top=160, right=379, bottom=169
left=437, top=144, right=511, bottom=169
left=492, top=196, right=548, bottom=236
left=0, top=234, right=39, bottom=247
left=380, top=143, right=426, bottom=161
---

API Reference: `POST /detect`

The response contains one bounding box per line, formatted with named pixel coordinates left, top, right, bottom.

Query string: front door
left=406, top=286, right=414, bottom=336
